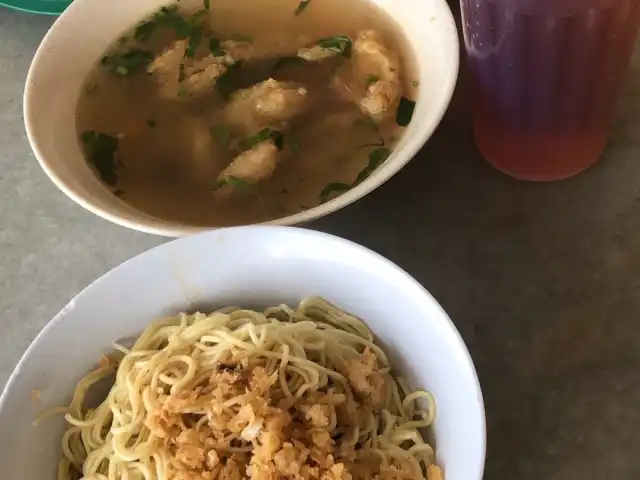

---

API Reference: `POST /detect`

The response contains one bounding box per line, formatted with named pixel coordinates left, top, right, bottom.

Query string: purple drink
left=461, top=0, right=640, bottom=180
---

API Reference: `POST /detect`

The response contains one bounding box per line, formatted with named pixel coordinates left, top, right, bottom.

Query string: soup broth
left=77, top=0, right=417, bottom=226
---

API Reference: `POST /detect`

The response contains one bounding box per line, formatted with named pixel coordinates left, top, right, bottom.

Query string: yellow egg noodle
left=40, top=297, right=439, bottom=480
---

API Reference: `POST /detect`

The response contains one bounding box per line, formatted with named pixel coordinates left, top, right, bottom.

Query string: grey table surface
left=3, top=4, right=640, bottom=480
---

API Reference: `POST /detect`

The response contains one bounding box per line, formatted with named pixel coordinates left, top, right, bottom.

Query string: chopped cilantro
left=204, top=0, right=210, bottom=9
left=357, top=141, right=385, bottom=150
left=134, top=5, right=208, bottom=44
left=149, top=5, right=192, bottom=39
left=215, top=61, right=243, bottom=99
left=319, top=147, right=391, bottom=203
left=177, top=86, right=189, bottom=98
left=354, top=147, right=390, bottom=185
left=185, top=25, right=203, bottom=58
left=317, top=35, right=352, bottom=58
left=178, top=63, right=186, bottom=81
left=209, top=38, right=224, bottom=56
left=169, top=16, right=192, bottom=39
left=80, top=131, right=120, bottom=186
left=273, top=56, right=308, bottom=70
left=320, top=182, right=350, bottom=203
left=230, top=34, right=254, bottom=43
left=146, top=119, right=157, bottom=128
left=213, top=175, right=255, bottom=192
left=295, top=0, right=311, bottom=15
left=353, top=116, right=378, bottom=131
left=396, top=96, right=416, bottom=127
left=366, top=75, right=380, bottom=86
left=101, top=49, right=154, bottom=76
left=134, top=20, right=156, bottom=42
left=157, top=5, right=179, bottom=16
left=239, top=128, right=284, bottom=151
left=210, top=125, right=231, bottom=147
left=288, top=136, right=300, bottom=153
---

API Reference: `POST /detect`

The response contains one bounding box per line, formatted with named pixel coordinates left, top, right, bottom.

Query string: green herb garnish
left=319, top=147, right=390, bottom=203
left=211, top=126, right=231, bottom=147
left=273, top=56, right=308, bottom=70
left=157, top=5, right=179, bottom=17
left=134, top=5, right=204, bottom=43
left=357, top=141, right=385, bottom=150
left=230, top=34, right=254, bottom=43
left=168, top=15, right=192, bottom=39
left=178, top=86, right=189, bottom=98
left=134, top=20, right=156, bottom=42
left=354, top=147, right=390, bottom=185
left=185, top=25, right=203, bottom=58
left=209, top=38, right=224, bottom=56
left=146, top=119, right=157, bottom=128
left=80, top=131, right=120, bottom=186
left=353, top=116, right=378, bottom=131
left=366, top=75, right=380, bottom=86
left=320, top=182, right=350, bottom=203
left=213, top=175, right=255, bottom=192
left=288, top=136, right=300, bottom=153
left=178, top=63, right=186, bottom=81
left=295, top=0, right=311, bottom=15
left=239, top=128, right=284, bottom=151
left=396, top=96, right=416, bottom=127
left=317, top=34, right=352, bottom=58
left=215, top=61, right=243, bottom=99
left=148, top=5, right=192, bottom=39
left=203, top=0, right=210, bottom=9
left=101, top=49, right=154, bottom=76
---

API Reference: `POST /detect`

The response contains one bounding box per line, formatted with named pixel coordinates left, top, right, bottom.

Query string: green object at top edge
left=0, top=0, right=71, bottom=15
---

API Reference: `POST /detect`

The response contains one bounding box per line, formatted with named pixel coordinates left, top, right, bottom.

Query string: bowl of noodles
left=0, top=226, right=485, bottom=479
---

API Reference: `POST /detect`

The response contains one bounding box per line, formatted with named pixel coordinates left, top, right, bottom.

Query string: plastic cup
left=461, top=0, right=640, bottom=181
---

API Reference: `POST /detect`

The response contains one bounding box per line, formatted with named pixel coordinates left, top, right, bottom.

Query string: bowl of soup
left=24, top=0, right=459, bottom=236
left=0, top=226, right=485, bottom=479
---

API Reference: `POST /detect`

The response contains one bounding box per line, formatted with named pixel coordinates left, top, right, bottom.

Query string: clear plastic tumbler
left=461, top=0, right=640, bottom=181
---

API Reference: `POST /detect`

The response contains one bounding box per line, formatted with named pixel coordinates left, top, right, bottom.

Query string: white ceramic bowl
left=0, top=226, right=484, bottom=479
left=24, top=0, right=459, bottom=237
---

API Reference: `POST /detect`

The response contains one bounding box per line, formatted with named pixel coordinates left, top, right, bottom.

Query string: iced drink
left=461, top=0, right=640, bottom=181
